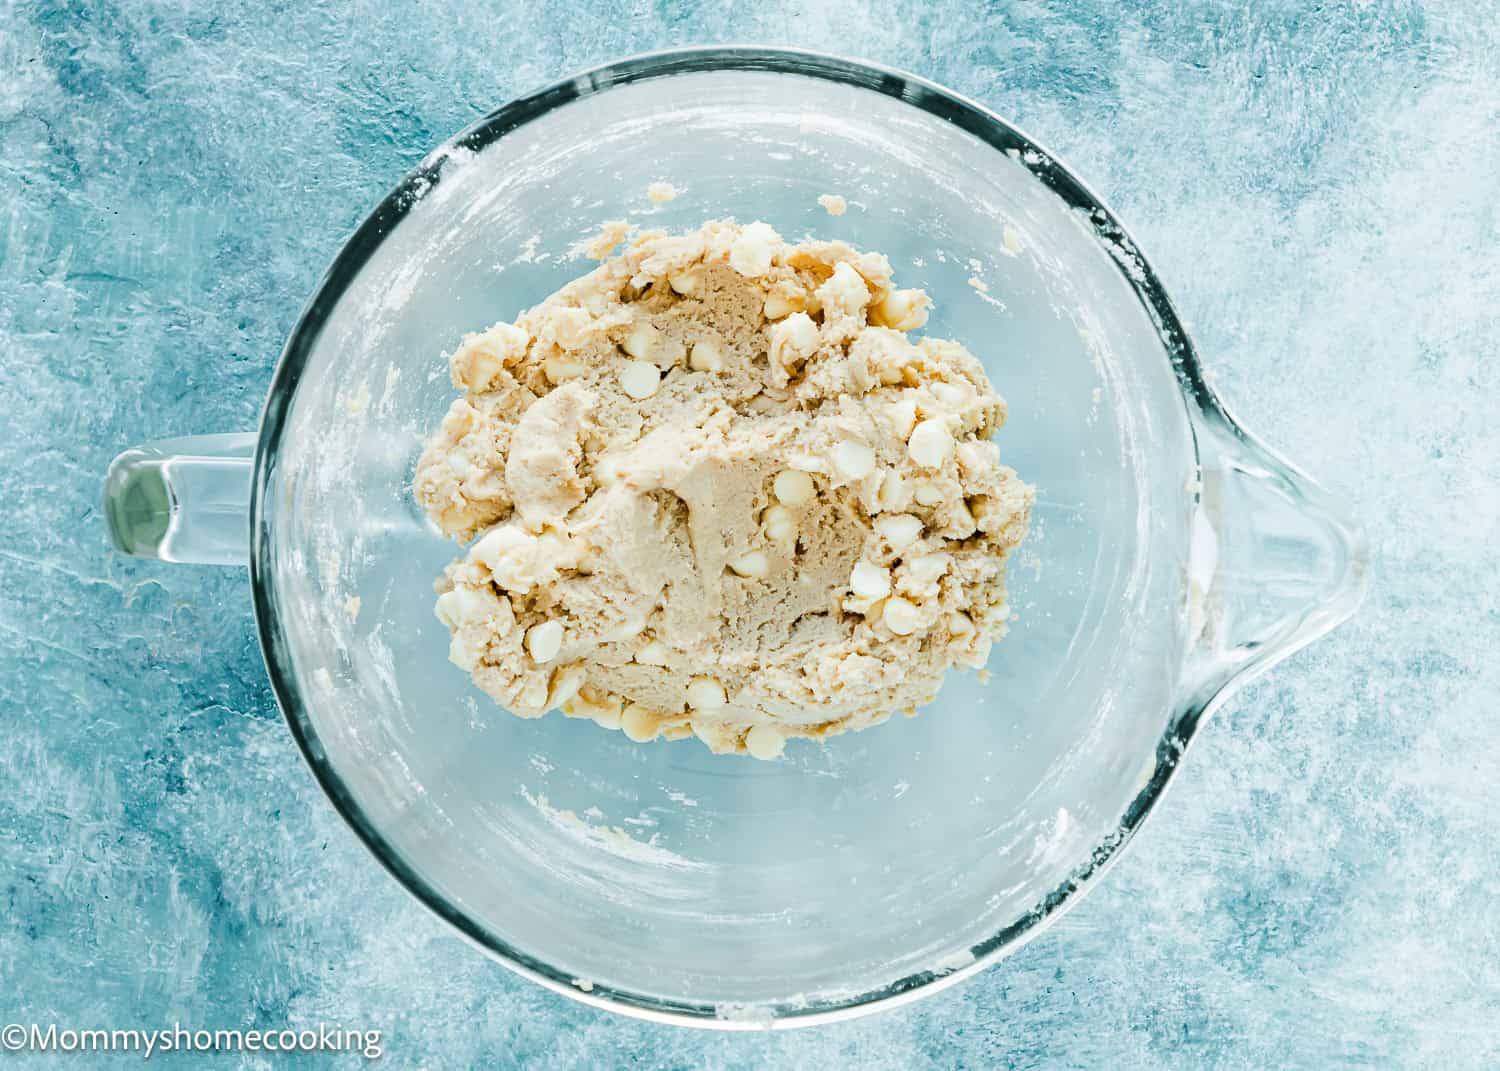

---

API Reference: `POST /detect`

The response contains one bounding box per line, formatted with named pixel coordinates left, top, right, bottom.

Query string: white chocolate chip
left=686, top=677, right=727, bottom=710
left=619, top=360, right=661, bottom=399
left=832, top=439, right=876, bottom=481
left=745, top=724, right=786, bottom=760
left=875, top=513, right=924, bottom=551
left=634, top=640, right=670, bottom=666
left=688, top=338, right=724, bottom=372
left=546, top=663, right=586, bottom=709
left=883, top=398, right=918, bottom=440
left=433, top=589, right=465, bottom=628
left=621, top=703, right=662, bottom=742
left=882, top=596, right=922, bottom=635
left=563, top=686, right=613, bottom=721
left=591, top=703, right=624, bottom=730
left=691, top=720, right=739, bottom=753
left=769, top=312, right=820, bottom=376
left=434, top=587, right=488, bottom=629
left=776, top=313, right=819, bottom=351
left=544, top=354, right=586, bottom=384
left=857, top=468, right=885, bottom=509
left=601, top=611, right=647, bottom=642
left=859, top=328, right=918, bottom=385
left=773, top=469, right=816, bottom=507
left=451, top=321, right=529, bottom=390
left=907, top=419, right=954, bottom=468
left=785, top=453, right=826, bottom=475
left=471, top=526, right=517, bottom=568
left=874, top=288, right=931, bottom=332
left=517, top=676, right=549, bottom=713
left=729, top=221, right=780, bottom=276
left=762, top=293, right=800, bottom=320
left=472, top=525, right=550, bottom=593
left=525, top=620, right=563, bottom=663
left=875, top=469, right=910, bottom=512
left=913, top=480, right=946, bottom=506
left=931, top=380, right=970, bottom=409
left=760, top=504, right=797, bottom=549
left=729, top=551, right=770, bottom=579
left=906, top=552, right=951, bottom=584
left=816, top=261, right=872, bottom=317
left=946, top=498, right=977, bottom=537
left=622, top=321, right=659, bottom=360
left=850, top=561, right=892, bottom=599
left=668, top=270, right=700, bottom=295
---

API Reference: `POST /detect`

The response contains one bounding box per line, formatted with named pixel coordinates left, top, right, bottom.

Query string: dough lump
left=415, top=221, right=1033, bottom=756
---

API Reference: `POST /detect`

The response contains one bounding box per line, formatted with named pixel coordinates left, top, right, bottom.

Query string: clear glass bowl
left=103, top=48, right=1367, bottom=1027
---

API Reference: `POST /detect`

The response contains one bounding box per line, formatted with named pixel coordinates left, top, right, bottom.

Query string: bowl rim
left=251, top=44, right=1221, bottom=1029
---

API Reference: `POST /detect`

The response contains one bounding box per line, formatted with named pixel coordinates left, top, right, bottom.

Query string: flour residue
left=520, top=787, right=706, bottom=870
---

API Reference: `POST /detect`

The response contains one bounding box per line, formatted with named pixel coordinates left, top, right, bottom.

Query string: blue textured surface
left=3, top=2, right=1497, bottom=1067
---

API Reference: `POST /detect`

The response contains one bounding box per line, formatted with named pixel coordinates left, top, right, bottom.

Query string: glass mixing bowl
left=102, top=48, right=1367, bottom=1027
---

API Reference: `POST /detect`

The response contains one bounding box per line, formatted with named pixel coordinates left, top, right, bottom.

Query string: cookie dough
left=818, top=193, right=847, bottom=216
left=414, top=220, right=1033, bottom=756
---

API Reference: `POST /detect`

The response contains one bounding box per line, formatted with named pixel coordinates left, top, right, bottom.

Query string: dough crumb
left=647, top=182, right=679, bottom=204
left=817, top=193, right=848, bottom=216
left=415, top=220, right=1034, bottom=756
left=577, top=220, right=631, bottom=260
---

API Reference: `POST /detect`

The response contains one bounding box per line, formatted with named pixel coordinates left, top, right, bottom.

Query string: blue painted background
left=3, top=1, right=1496, bottom=1067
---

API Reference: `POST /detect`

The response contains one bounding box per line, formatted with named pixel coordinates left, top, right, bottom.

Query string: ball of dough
left=414, top=220, right=1033, bottom=757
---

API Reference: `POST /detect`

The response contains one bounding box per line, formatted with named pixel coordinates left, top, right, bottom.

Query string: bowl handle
left=102, top=434, right=256, bottom=566
left=1182, top=409, right=1369, bottom=706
